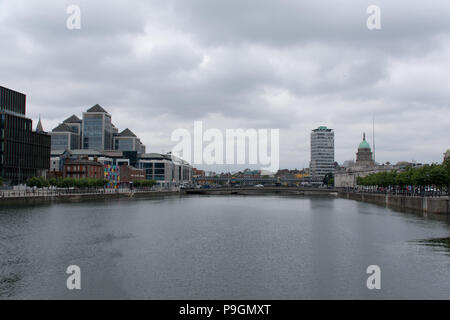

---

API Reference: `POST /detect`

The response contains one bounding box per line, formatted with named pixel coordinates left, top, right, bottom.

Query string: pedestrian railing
left=0, top=186, right=181, bottom=199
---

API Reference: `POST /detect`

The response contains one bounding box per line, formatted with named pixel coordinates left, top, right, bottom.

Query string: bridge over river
left=184, top=186, right=338, bottom=196
left=193, top=176, right=312, bottom=186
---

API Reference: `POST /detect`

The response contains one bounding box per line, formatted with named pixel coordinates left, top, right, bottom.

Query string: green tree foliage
left=357, top=162, right=450, bottom=189
left=323, top=172, right=334, bottom=186
left=133, top=180, right=157, bottom=188
left=26, top=177, right=108, bottom=189
left=26, top=177, right=50, bottom=188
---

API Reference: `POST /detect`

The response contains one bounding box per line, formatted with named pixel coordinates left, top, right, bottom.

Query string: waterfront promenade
left=1, top=186, right=448, bottom=215
left=0, top=187, right=181, bottom=203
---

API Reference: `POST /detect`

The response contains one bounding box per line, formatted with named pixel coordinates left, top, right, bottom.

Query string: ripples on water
left=0, top=195, right=449, bottom=299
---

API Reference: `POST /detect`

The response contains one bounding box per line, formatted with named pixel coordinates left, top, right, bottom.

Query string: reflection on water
left=413, top=238, right=450, bottom=250
left=0, top=195, right=449, bottom=300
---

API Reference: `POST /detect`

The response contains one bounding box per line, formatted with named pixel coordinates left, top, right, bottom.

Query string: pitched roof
left=86, top=104, right=108, bottom=113
left=63, top=115, right=82, bottom=124
left=36, top=117, right=44, bottom=133
left=118, top=128, right=137, bottom=137
left=52, top=123, right=76, bottom=133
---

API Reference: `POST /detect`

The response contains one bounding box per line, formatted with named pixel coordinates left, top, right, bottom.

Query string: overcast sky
left=1, top=0, right=449, bottom=170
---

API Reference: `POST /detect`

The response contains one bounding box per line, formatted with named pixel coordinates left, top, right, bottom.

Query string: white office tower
left=310, top=126, right=335, bottom=184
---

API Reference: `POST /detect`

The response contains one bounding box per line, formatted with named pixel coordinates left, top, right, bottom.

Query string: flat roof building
left=0, top=86, right=50, bottom=184
left=310, top=126, right=335, bottom=184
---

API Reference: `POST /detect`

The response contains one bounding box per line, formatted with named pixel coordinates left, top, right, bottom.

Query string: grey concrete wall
left=339, top=192, right=449, bottom=214
left=0, top=190, right=180, bottom=205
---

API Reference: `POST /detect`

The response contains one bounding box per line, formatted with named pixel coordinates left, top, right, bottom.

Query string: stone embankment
left=338, top=191, right=449, bottom=214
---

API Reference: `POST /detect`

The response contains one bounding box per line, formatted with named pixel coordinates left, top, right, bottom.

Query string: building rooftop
left=358, top=133, right=371, bottom=150
left=36, top=116, right=44, bottom=133
left=102, top=150, right=124, bottom=158
left=140, top=153, right=170, bottom=160
left=51, top=149, right=69, bottom=156
left=313, top=126, right=333, bottom=132
left=118, top=128, right=137, bottom=137
left=63, top=115, right=82, bottom=124
left=86, top=104, right=108, bottom=113
left=52, top=123, right=76, bottom=133
left=69, top=149, right=102, bottom=156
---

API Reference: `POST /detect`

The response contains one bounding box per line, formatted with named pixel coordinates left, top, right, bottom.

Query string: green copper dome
left=358, top=133, right=371, bottom=149
left=359, top=140, right=371, bottom=149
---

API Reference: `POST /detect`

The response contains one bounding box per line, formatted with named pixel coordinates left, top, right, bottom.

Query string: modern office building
left=310, top=126, right=335, bottom=184
left=114, top=128, right=146, bottom=154
left=82, top=104, right=113, bottom=151
left=138, top=153, right=192, bottom=187
left=0, top=86, right=51, bottom=184
left=63, top=115, right=82, bottom=149
left=50, top=123, right=79, bottom=151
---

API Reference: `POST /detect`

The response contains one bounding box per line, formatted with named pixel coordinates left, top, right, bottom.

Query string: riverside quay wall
left=338, top=192, right=449, bottom=215
left=0, top=189, right=181, bottom=205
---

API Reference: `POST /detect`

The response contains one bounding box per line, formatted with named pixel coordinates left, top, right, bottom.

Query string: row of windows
left=0, top=87, right=26, bottom=115
left=51, top=133, right=79, bottom=150
left=82, top=115, right=114, bottom=150
left=0, top=139, right=50, bottom=168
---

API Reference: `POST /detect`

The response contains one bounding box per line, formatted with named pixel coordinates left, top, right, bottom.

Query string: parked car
left=254, top=184, right=264, bottom=188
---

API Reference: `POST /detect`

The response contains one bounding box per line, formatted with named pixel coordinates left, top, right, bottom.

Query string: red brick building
left=64, top=159, right=103, bottom=179
left=192, top=168, right=206, bottom=177
left=120, top=165, right=145, bottom=184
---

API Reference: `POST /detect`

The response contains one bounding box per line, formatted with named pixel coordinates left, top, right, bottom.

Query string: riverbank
left=2, top=187, right=448, bottom=215
left=338, top=191, right=450, bottom=215
left=0, top=186, right=339, bottom=206
left=0, top=189, right=181, bottom=205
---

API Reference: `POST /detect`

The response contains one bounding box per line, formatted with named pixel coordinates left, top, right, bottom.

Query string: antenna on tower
left=372, top=115, right=376, bottom=163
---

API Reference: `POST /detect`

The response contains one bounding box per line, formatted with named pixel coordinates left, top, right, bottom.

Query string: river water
left=1, top=195, right=449, bottom=299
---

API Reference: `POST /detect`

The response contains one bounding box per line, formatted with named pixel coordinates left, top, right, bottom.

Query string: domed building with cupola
left=355, top=133, right=375, bottom=167
left=334, top=132, right=395, bottom=188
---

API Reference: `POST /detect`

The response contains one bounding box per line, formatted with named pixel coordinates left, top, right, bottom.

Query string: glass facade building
left=82, top=105, right=113, bottom=151
left=51, top=132, right=79, bottom=150
left=50, top=123, right=79, bottom=151
left=113, top=128, right=146, bottom=154
left=138, top=153, right=192, bottom=186
left=0, top=86, right=51, bottom=183
left=117, top=138, right=134, bottom=151
left=310, top=126, right=335, bottom=183
left=63, top=115, right=82, bottom=149
left=0, top=86, right=26, bottom=115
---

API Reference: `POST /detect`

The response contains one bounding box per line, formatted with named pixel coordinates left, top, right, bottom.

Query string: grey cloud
left=0, top=0, right=449, bottom=169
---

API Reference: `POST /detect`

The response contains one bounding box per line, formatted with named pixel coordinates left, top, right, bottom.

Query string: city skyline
left=4, top=87, right=445, bottom=174
left=1, top=1, right=450, bottom=304
left=0, top=0, right=449, bottom=170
